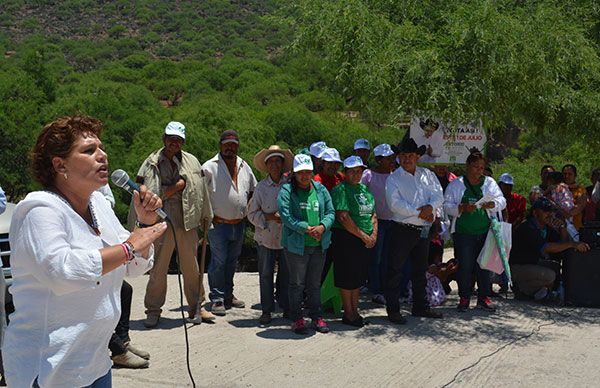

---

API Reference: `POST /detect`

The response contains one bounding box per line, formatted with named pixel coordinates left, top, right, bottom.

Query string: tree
left=295, top=0, right=600, bottom=133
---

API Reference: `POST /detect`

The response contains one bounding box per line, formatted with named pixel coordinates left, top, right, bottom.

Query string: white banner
left=409, top=117, right=487, bottom=164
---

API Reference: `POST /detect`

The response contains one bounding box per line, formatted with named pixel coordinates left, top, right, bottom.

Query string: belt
left=213, top=216, right=243, bottom=225
left=397, top=222, right=423, bottom=231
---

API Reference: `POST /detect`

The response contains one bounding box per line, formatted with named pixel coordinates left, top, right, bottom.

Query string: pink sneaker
left=292, top=319, right=308, bottom=334
left=311, top=317, right=330, bottom=333
left=477, top=296, right=497, bottom=312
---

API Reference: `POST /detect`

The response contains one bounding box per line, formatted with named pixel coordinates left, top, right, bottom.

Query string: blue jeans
left=368, top=219, right=393, bottom=295
left=34, top=370, right=111, bottom=388
left=285, top=247, right=326, bottom=321
left=453, top=232, right=491, bottom=299
left=257, top=244, right=289, bottom=314
left=208, top=222, right=245, bottom=303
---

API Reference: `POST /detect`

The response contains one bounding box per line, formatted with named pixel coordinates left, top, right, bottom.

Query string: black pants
left=109, top=280, right=132, bottom=357
left=384, top=223, right=429, bottom=313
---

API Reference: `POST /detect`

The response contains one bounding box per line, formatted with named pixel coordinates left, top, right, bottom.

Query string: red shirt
left=506, top=192, right=526, bottom=224
left=314, top=172, right=344, bottom=192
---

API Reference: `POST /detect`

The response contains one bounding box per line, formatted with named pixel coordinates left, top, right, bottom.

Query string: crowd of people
left=2, top=115, right=600, bottom=386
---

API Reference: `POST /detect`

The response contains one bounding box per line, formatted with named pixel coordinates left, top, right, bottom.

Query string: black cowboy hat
left=392, top=137, right=427, bottom=156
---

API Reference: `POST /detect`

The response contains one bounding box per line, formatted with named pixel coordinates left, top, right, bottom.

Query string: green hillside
left=0, top=0, right=401, bottom=220
left=1, top=0, right=599, bottom=218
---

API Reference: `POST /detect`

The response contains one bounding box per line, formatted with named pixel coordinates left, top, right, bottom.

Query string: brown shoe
left=143, top=314, right=160, bottom=328
left=225, top=295, right=245, bottom=309
left=200, top=307, right=216, bottom=323
left=111, top=351, right=149, bottom=369
left=126, top=343, right=150, bottom=360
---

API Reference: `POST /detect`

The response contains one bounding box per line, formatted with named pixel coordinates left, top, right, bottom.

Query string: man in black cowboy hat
left=384, top=137, right=444, bottom=323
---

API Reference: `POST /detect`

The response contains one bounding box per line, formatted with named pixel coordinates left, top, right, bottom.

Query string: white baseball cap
left=373, top=143, right=394, bottom=157
left=321, top=148, right=342, bottom=163
left=164, top=121, right=186, bottom=140
left=499, top=173, right=514, bottom=185
left=354, top=138, right=370, bottom=150
left=293, top=154, right=314, bottom=172
left=309, top=141, right=327, bottom=158
left=343, top=155, right=366, bottom=169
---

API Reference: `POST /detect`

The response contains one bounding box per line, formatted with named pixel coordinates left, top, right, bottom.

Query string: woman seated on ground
left=330, top=156, right=377, bottom=327
left=444, top=151, right=506, bottom=313
left=277, top=154, right=335, bottom=335
left=3, top=115, right=167, bottom=387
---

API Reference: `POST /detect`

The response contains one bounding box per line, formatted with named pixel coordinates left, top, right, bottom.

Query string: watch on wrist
left=135, top=220, right=156, bottom=228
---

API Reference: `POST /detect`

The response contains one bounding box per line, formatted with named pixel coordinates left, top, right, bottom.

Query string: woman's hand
left=459, top=203, right=477, bottom=213
left=134, top=185, right=163, bottom=225
left=307, top=225, right=325, bottom=241
left=481, top=201, right=495, bottom=210
left=127, top=222, right=168, bottom=257
left=362, top=233, right=376, bottom=249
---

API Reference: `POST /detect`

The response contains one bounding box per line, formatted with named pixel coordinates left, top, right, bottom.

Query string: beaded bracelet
left=124, top=241, right=136, bottom=261
left=119, top=243, right=131, bottom=263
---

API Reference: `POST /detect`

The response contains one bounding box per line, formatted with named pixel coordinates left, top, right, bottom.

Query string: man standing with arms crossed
left=131, top=121, right=214, bottom=328
left=203, top=130, right=257, bottom=316
left=384, top=137, right=444, bottom=324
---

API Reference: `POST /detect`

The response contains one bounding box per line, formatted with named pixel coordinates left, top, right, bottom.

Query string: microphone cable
left=165, top=217, right=197, bottom=388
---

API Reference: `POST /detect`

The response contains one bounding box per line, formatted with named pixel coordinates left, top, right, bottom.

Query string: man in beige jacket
left=129, top=121, right=214, bottom=328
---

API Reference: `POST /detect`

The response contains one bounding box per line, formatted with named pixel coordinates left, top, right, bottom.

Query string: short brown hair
left=31, top=115, right=103, bottom=187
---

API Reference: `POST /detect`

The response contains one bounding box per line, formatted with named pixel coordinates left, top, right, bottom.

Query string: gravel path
left=113, top=272, right=600, bottom=387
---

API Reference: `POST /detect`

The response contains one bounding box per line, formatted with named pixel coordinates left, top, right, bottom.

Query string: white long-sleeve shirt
left=385, top=166, right=444, bottom=225
left=444, top=176, right=507, bottom=233
left=3, top=191, right=153, bottom=388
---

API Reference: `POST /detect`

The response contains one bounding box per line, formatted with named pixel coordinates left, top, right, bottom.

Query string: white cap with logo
left=498, top=173, right=514, bottom=185
left=321, top=148, right=342, bottom=163
left=293, top=154, right=314, bottom=172
left=354, top=138, right=370, bottom=150
left=309, top=141, right=327, bottom=158
left=343, top=155, right=366, bottom=169
left=373, top=144, right=394, bottom=157
left=164, top=121, right=186, bottom=140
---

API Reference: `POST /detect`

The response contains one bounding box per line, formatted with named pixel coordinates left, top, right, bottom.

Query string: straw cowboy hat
left=253, top=145, right=294, bottom=173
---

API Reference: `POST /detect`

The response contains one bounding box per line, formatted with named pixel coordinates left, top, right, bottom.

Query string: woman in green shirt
left=278, top=154, right=335, bottom=334
left=330, top=156, right=377, bottom=327
left=444, top=151, right=506, bottom=312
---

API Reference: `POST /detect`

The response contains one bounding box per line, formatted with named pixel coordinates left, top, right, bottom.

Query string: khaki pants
left=511, top=263, right=556, bottom=296
left=144, top=201, right=205, bottom=317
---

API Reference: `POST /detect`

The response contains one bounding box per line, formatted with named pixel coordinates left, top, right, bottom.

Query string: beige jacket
left=127, top=148, right=213, bottom=231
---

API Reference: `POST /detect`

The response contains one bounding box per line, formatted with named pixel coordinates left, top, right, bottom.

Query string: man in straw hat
left=248, top=145, right=294, bottom=325
left=384, top=137, right=444, bottom=324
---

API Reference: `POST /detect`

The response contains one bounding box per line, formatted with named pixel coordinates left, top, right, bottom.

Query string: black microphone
left=111, top=169, right=168, bottom=220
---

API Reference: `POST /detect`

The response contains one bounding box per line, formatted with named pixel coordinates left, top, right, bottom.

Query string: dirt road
left=113, top=273, right=600, bottom=387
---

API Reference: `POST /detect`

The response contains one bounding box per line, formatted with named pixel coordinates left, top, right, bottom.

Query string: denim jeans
left=208, top=222, right=245, bottom=302
left=368, top=219, right=393, bottom=295
left=453, top=232, right=491, bottom=299
left=257, top=245, right=289, bottom=314
left=34, top=370, right=111, bottom=388
left=286, top=247, right=326, bottom=321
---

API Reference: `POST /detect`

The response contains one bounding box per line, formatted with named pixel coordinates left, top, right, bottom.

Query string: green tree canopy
left=295, top=0, right=600, bottom=133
